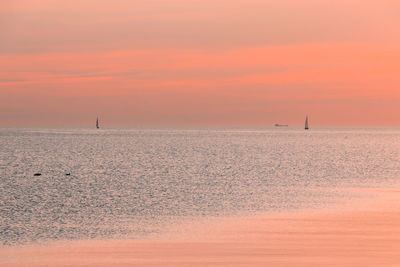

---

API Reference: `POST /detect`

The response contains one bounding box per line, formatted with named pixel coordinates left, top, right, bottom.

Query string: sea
left=1, top=127, right=400, bottom=246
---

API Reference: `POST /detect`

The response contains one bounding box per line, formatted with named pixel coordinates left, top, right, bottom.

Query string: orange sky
left=1, top=0, right=400, bottom=126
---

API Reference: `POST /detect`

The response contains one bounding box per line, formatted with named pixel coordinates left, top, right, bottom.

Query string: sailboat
left=96, top=117, right=99, bottom=129
left=305, top=115, right=309, bottom=130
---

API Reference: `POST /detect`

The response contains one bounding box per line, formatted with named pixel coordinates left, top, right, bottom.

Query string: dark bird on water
left=34, top=173, right=41, bottom=176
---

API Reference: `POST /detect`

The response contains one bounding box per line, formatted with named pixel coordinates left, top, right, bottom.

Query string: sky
left=1, top=0, right=400, bottom=126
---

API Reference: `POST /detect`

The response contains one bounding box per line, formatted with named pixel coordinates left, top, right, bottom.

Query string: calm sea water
left=1, top=127, right=400, bottom=246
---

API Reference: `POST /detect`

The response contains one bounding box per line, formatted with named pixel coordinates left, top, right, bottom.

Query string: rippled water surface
left=1, top=127, right=400, bottom=245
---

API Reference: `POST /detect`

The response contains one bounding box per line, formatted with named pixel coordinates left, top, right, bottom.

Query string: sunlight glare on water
left=1, top=127, right=400, bottom=245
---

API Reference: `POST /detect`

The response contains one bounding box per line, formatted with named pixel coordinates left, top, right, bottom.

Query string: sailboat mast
left=96, top=117, right=99, bottom=129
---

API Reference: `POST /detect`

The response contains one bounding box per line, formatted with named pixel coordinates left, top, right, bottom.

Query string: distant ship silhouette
left=305, top=115, right=309, bottom=130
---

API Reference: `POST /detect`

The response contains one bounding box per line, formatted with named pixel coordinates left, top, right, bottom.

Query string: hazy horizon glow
left=1, top=0, right=400, bottom=126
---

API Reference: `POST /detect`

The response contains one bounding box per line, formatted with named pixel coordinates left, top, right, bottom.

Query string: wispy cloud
left=1, top=1, right=400, bottom=125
